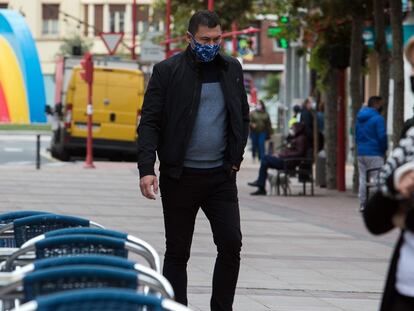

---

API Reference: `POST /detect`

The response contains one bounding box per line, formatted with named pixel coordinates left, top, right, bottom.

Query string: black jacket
left=137, top=47, right=250, bottom=179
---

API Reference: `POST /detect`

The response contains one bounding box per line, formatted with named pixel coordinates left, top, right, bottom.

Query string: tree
left=325, top=68, right=338, bottom=189
left=155, top=0, right=254, bottom=38
left=349, top=4, right=365, bottom=193
left=390, top=0, right=404, bottom=144
left=58, top=34, right=92, bottom=56
left=373, top=0, right=390, bottom=127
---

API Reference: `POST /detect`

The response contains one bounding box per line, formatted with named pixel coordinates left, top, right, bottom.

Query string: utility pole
left=208, top=0, right=214, bottom=11
left=231, top=22, right=238, bottom=56
left=132, top=0, right=137, bottom=60
left=165, top=0, right=171, bottom=59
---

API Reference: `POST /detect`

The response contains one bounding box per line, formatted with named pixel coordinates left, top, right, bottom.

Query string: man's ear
left=186, top=32, right=192, bottom=45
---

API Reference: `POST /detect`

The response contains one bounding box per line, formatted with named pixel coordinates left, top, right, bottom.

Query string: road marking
left=3, top=147, right=23, bottom=152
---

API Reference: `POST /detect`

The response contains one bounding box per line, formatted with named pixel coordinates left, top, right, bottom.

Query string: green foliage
left=155, top=0, right=254, bottom=39
left=58, top=34, right=93, bottom=56
left=263, top=73, right=281, bottom=100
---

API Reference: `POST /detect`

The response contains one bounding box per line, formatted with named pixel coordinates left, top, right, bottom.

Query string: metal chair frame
left=276, top=157, right=314, bottom=196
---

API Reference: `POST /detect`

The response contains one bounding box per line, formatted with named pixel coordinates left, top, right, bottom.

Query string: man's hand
left=397, top=170, right=414, bottom=198
left=140, top=175, right=158, bottom=200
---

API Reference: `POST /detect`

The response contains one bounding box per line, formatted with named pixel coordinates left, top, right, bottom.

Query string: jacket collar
left=185, top=45, right=229, bottom=71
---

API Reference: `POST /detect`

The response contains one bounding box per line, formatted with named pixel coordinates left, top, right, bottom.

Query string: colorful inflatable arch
left=0, top=10, right=46, bottom=123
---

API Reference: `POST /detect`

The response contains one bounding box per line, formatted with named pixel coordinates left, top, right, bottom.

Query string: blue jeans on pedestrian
left=251, top=132, right=267, bottom=160
left=257, top=155, right=285, bottom=188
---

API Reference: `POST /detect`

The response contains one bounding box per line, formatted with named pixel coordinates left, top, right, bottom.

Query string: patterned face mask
left=188, top=33, right=220, bottom=62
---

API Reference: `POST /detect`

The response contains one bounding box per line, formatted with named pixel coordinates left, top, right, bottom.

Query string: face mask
left=377, top=106, right=383, bottom=113
left=289, top=129, right=295, bottom=136
left=256, top=104, right=263, bottom=111
left=189, top=33, right=220, bottom=62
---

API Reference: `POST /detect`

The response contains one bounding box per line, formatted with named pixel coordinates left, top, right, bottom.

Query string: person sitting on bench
left=248, top=122, right=307, bottom=195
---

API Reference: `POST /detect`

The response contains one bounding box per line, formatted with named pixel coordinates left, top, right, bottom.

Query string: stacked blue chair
left=0, top=211, right=190, bottom=311
left=0, top=212, right=50, bottom=248
left=14, top=288, right=192, bottom=311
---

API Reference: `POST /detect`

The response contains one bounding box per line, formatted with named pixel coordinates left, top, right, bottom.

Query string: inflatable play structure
left=0, top=9, right=46, bottom=123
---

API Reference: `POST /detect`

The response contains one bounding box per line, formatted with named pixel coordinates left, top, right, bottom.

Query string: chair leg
left=311, top=176, right=314, bottom=196
left=276, top=174, right=280, bottom=195
left=303, top=180, right=306, bottom=196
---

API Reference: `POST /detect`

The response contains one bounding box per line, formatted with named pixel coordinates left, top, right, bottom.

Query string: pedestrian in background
left=250, top=100, right=272, bottom=161
left=248, top=122, right=307, bottom=195
left=299, top=98, right=314, bottom=157
left=355, top=96, right=387, bottom=211
left=288, top=105, right=301, bottom=129
left=137, top=10, right=249, bottom=311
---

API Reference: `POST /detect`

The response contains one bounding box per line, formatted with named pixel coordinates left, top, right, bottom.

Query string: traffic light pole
left=80, top=53, right=95, bottom=169
left=85, top=79, right=95, bottom=169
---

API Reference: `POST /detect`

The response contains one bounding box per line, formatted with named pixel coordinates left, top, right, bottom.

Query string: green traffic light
left=267, top=26, right=282, bottom=37
left=279, top=38, right=289, bottom=49
left=280, top=16, right=289, bottom=24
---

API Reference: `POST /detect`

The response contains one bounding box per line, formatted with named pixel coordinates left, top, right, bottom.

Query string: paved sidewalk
left=0, top=160, right=397, bottom=311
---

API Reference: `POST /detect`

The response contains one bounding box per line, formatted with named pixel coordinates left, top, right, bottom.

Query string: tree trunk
left=374, top=0, right=390, bottom=126
left=390, top=0, right=405, bottom=145
left=325, top=68, right=338, bottom=189
left=350, top=11, right=364, bottom=194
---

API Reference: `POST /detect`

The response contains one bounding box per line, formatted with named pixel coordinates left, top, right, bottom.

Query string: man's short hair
left=367, top=96, right=382, bottom=107
left=188, top=10, right=221, bottom=35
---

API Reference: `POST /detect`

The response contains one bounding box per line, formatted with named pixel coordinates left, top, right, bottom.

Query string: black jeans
left=160, top=167, right=242, bottom=311
left=391, top=293, right=414, bottom=311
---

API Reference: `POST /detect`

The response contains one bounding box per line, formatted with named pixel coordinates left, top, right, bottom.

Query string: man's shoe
left=359, top=204, right=366, bottom=213
left=250, top=189, right=267, bottom=196
left=248, top=181, right=259, bottom=187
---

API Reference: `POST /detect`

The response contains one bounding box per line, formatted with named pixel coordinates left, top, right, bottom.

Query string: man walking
left=137, top=11, right=249, bottom=311
left=356, top=96, right=387, bottom=211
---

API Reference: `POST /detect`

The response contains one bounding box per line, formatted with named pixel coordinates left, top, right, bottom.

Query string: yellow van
left=50, top=66, right=144, bottom=161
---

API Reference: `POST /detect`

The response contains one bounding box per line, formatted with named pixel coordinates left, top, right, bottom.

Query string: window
left=151, top=8, right=164, bottom=32
left=110, top=4, right=125, bottom=33
left=94, top=4, right=103, bottom=36
left=135, top=5, right=149, bottom=33
left=42, top=4, right=59, bottom=35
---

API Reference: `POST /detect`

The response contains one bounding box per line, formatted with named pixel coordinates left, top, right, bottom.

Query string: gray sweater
left=183, top=82, right=228, bottom=168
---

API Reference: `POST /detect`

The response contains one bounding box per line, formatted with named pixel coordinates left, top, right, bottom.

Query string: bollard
left=36, top=134, right=41, bottom=170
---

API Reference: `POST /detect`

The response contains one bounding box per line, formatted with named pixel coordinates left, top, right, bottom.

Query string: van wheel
left=51, top=148, right=70, bottom=162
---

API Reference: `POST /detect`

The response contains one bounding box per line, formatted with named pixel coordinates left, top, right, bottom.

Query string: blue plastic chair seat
left=23, top=266, right=139, bottom=301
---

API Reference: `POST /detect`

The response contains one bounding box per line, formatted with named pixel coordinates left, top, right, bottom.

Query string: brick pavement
left=0, top=159, right=398, bottom=311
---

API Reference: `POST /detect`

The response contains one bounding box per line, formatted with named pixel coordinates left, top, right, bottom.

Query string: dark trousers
left=251, top=132, right=267, bottom=160
left=391, top=293, right=414, bottom=311
left=257, top=155, right=284, bottom=188
left=160, top=167, right=242, bottom=311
